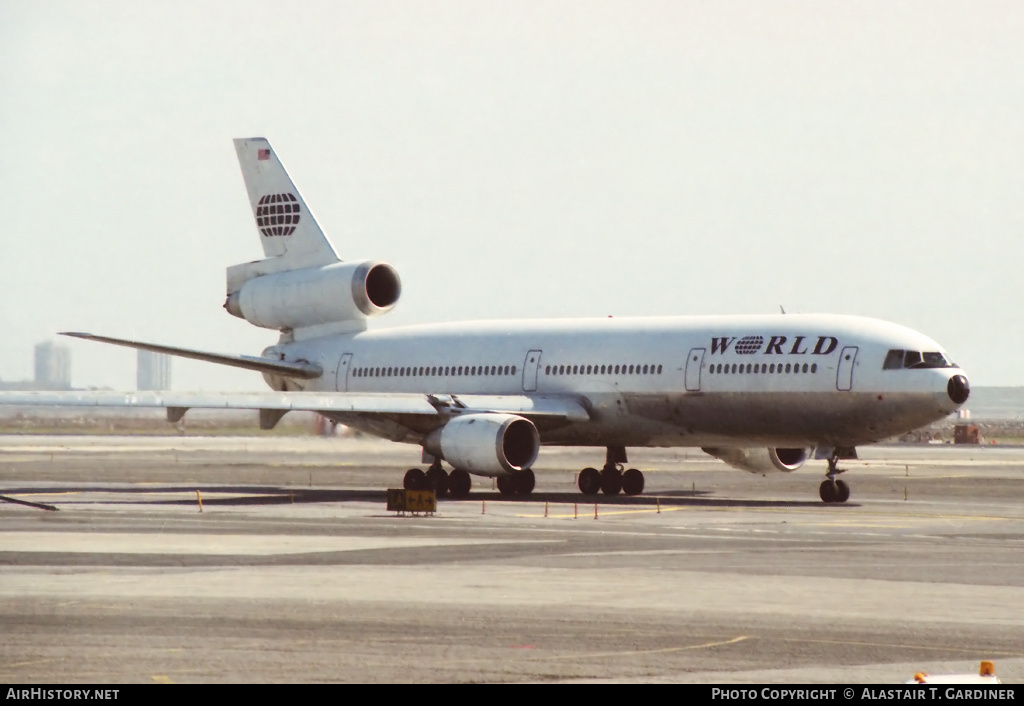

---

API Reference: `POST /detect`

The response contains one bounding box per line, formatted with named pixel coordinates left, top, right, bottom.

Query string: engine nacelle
left=225, top=260, right=400, bottom=331
left=425, top=413, right=540, bottom=477
left=702, top=447, right=811, bottom=475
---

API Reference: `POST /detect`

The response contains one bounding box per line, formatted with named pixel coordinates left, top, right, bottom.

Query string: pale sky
left=2, top=1, right=1022, bottom=390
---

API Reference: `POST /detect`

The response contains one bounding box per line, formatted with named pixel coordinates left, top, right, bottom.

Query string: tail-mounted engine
left=424, top=413, right=540, bottom=477
left=702, top=446, right=811, bottom=475
left=225, top=260, right=400, bottom=333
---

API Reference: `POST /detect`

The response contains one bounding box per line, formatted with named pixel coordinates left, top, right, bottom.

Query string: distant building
left=34, top=341, right=71, bottom=390
left=137, top=350, right=172, bottom=391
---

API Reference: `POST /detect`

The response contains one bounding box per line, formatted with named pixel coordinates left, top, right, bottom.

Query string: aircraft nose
left=947, top=374, right=970, bottom=405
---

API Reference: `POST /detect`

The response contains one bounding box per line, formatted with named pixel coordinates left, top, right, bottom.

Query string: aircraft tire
left=600, top=468, right=622, bottom=495
left=835, top=479, right=850, bottom=503
left=578, top=467, right=601, bottom=495
left=425, top=466, right=449, bottom=497
left=404, top=468, right=426, bottom=491
left=448, top=469, right=472, bottom=498
left=513, top=469, right=535, bottom=495
left=819, top=480, right=837, bottom=503
left=496, top=474, right=515, bottom=495
left=622, top=468, right=645, bottom=496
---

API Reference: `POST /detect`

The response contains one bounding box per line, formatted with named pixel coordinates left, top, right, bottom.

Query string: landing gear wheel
left=819, top=480, right=837, bottom=503
left=621, top=468, right=645, bottom=496
left=820, top=452, right=849, bottom=504
left=425, top=466, right=449, bottom=497
left=496, top=474, right=515, bottom=496
left=404, top=468, right=426, bottom=491
left=448, top=469, right=472, bottom=499
left=578, top=467, right=600, bottom=495
left=512, top=469, right=535, bottom=495
left=834, top=479, right=850, bottom=503
left=600, top=467, right=622, bottom=496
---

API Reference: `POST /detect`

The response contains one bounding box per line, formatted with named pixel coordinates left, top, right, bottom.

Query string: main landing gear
left=819, top=452, right=850, bottom=504
left=496, top=469, right=536, bottom=496
left=401, top=460, right=536, bottom=499
left=403, top=460, right=473, bottom=499
left=578, top=447, right=645, bottom=496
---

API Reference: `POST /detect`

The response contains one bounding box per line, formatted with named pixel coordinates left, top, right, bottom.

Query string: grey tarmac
left=1, top=435, right=1023, bottom=683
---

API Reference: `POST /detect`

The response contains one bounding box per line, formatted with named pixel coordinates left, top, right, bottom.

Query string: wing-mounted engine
left=702, top=446, right=811, bottom=475
left=424, top=413, right=540, bottom=477
left=224, top=260, right=401, bottom=335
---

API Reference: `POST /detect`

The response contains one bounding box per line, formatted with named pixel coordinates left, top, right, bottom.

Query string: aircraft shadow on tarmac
left=1, top=486, right=833, bottom=509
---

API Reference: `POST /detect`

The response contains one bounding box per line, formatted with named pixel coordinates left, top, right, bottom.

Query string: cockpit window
left=883, top=349, right=904, bottom=370
left=919, top=351, right=951, bottom=368
left=884, top=349, right=953, bottom=370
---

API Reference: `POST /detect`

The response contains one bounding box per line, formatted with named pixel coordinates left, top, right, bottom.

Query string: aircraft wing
left=0, top=391, right=591, bottom=424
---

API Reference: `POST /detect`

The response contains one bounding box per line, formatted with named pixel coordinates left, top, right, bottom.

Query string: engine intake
left=225, top=260, right=400, bottom=331
left=702, top=446, right=811, bottom=475
left=425, top=413, right=540, bottom=477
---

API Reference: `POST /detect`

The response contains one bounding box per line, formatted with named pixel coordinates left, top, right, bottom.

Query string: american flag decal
left=257, top=148, right=271, bottom=160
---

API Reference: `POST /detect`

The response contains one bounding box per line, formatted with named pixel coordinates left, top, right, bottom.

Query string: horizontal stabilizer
left=60, top=332, right=322, bottom=380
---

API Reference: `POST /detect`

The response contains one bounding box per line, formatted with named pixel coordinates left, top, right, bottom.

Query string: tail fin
left=233, top=137, right=339, bottom=269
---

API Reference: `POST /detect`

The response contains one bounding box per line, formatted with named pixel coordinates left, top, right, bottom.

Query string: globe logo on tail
left=256, top=193, right=301, bottom=236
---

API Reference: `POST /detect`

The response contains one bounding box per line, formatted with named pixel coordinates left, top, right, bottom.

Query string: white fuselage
left=271, top=313, right=967, bottom=449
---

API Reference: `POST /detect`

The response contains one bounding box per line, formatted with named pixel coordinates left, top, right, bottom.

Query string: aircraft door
left=685, top=347, right=705, bottom=392
left=836, top=346, right=858, bottom=391
left=522, top=350, right=542, bottom=392
left=335, top=353, right=353, bottom=392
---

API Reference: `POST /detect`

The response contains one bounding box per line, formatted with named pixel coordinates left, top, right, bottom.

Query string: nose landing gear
left=819, top=452, right=850, bottom=504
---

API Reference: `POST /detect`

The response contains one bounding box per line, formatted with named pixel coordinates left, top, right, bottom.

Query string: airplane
left=0, top=138, right=971, bottom=503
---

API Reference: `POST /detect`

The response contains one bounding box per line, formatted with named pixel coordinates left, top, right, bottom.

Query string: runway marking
left=519, top=506, right=686, bottom=519
left=0, top=532, right=556, bottom=555
left=776, top=635, right=1024, bottom=658
left=152, top=675, right=174, bottom=684
left=556, top=548, right=740, bottom=558
left=541, top=635, right=750, bottom=660
left=0, top=658, right=60, bottom=670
